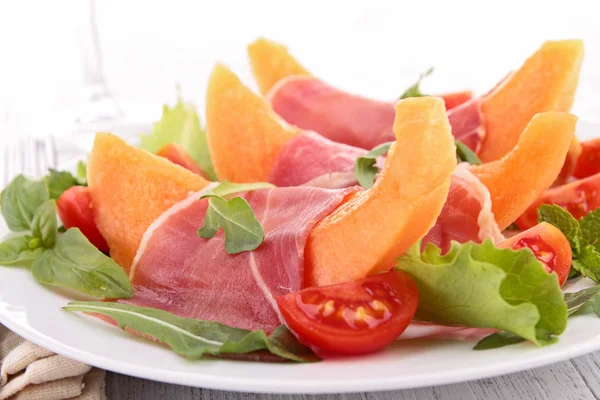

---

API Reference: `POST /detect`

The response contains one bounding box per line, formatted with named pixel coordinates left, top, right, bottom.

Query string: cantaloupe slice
left=305, top=97, right=456, bottom=286
left=478, top=40, right=584, bottom=162
left=88, top=133, right=210, bottom=272
left=470, top=113, right=577, bottom=230
left=248, top=38, right=311, bottom=95
left=206, top=64, right=300, bottom=182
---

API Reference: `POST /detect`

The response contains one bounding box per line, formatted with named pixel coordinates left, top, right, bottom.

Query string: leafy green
left=455, top=140, right=481, bottom=165
left=564, top=286, right=600, bottom=316
left=400, top=67, right=434, bottom=99
left=538, top=204, right=582, bottom=253
left=474, top=332, right=525, bottom=350
left=45, top=169, right=77, bottom=200
left=31, top=200, right=57, bottom=248
left=1, top=175, right=49, bottom=231
left=32, top=229, right=132, bottom=299
left=396, top=240, right=567, bottom=345
left=354, top=142, right=393, bottom=189
left=198, top=182, right=274, bottom=254
left=76, top=161, right=87, bottom=185
left=0, top=236, right=43, bottom=267
left=63, top=302, right=318, bottom=362
left=139, top=98, right=216, bottom=180
left=580, top=209, right=600, bottom=251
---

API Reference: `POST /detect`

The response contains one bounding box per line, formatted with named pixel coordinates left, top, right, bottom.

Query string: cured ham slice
left=400, top=322, right=496, bottom=341
left=267, top=76, right=484, bottom=151
left=124, top=185, right=356, bottom=333
left=269, top=131, right=382, bottom=188
left=423, top=164, right=504, bottom=253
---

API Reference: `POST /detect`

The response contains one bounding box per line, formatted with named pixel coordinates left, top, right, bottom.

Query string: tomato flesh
left=56, top=186, right=109, bottom=253
left=276, top=270, right=418, bottom=355
left=516, top=172, right=600, bottom=230
left=499, top=222, right=571, bottom=286
left=574, top=138, right=600, bottom=179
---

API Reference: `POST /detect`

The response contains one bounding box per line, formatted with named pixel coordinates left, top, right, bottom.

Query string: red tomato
left=499, top=222, right=571, bottom=286
left=157, top=143, right=207, bottom=179
left=56, top=186, right=109, bottom=253
left=276, top=270, right=418, bottom=355
left=516, top=172, right=600, bottom=230
left=436, top=90, right=473, bottom=110
left=574, top=138, right=600, bottom=179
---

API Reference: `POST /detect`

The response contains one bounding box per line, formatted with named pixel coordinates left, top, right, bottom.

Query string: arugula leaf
left=31, top=200, right=57, bottom=248
left=354, top=142, right=393, bottom=189
left=564, top=286, right=600, bottom=316
left=212, top=181, right=275, bottom=198
left=455, top=140, right=481, bottom=165
left=400, top=67, right=434, bottom=99
left=538, top=204, right=583, bottom=253
left=1, top=175, right=49, bottom=232
left=580, top=209, right=600, bottom=251
left=139, top=99, right=217, bottom=180
left=45, top=169, right=77, bottom=200
left=396, top=240, right=567, bottom=345
left=32, top=229, right=132, bottom=299
left=63, top=302, right=318, bottom=362
left=0, top=236, right=43, bottom=267
left=474, top=332, right=525, bottom=350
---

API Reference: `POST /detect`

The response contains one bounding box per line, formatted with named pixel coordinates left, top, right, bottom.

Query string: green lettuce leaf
left=139, top=99, right=216, bottom=180
left=400, top=67, right=434, bottom=99
left=354, top=142, right=393, bottom=189
left=396, top=240, right=567, bottom=345
left=63, top=302, right=317, bottom=362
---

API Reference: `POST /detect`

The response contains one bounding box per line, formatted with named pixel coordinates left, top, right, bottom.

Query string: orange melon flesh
left=88, top=133, right=209, bottom=272
left=248, top=38, right=311, bottom=95
left=206, top=64, right=300, bottom=182
left=305, top=97, right=456, bottom=286
left=478, top=40, right=583, bottom=162
left=470, top=112, right=577, bottom=230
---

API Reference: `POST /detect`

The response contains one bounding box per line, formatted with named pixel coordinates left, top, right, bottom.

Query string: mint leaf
left=0, top=236, right=43, bottom=267
left=45, top=169, right=77, bottom=200
left=580, top=208, right=600, bottom=251
left=63, top=302, right=317, bottom=362
left=400, top=67, right=434, bottom=99
left=354, top=142, right=393, bottom=189
left=538, top=204, right=582, bottom=253
left=31, top=200, right=57, bottom=248
left=474, top=332, right=525, bottom=350
left=564, top=286, right=600, bottom=315
left=396, top=240, right=567, bottom=345
left=1, top=175, right=49, bottom=232
left=140, top=99, right=217, bottom=180
left=32, top=229, right=132, bottom=298
left=455, top=139, right=481, bottom=165
left=573, top=245, right=600, bottom=282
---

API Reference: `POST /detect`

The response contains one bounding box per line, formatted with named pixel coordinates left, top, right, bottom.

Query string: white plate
left=0, top=121, right=598, bottom=395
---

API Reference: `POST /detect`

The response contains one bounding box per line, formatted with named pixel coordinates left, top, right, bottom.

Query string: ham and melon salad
left=1, top=37, right=598, bottom=361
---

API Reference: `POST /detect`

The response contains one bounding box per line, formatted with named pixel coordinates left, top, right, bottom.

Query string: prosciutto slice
left=268, top=76, right=484, bottom=151
left=124, top=185, right=356, bottom=333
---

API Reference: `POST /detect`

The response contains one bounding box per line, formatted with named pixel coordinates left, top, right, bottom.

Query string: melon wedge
left=478, top=40, right=584, bottom=162
left=206, top=64, right=300, bottom=182
left=470, top=112, right=577, bottom=230
left=306, top=97, right=456, bottom=286
left=248, top=38, right=311, bottom=95
left=88, top=133, right=210, bottom=272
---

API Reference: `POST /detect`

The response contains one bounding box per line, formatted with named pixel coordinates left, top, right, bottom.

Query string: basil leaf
left=1, top=175, right=49, bottom=232
left=76, top=161, right=88, bottom=185
left=198, top=196, right=264, bottom=254
left=400, top=67, right=434, bottom=99
left=32, top=229, right=132, bottom=298
left=0, top=236, right=43, bottom=267
left=474, top=332, right=526, bottom=350
left=564, top=286, right=600, bottom=315
left=580, top=208, right=600, bottom=251
left=212, top=181, right=275, bottom=198
left=538, top=204, right=583, bottom=254
left=45, top=169, right=77, bottom=200
left=354, top=142, right=393, bottom=189
left=63, top=302, right=318, bottom=362
left=31, top=200, right=57, bottom=248
left=455, top=140, right=481, bottom=165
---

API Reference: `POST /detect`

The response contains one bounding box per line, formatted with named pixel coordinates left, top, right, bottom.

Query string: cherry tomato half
left=574, top=138, right=600, bottom=179
left=516, top=172, right=600, bottom=230
left=276, top=270, right=418, bottom=355
left=56, top=186, right=109, bottom=253
left=499, top=222, right=571, bottom=286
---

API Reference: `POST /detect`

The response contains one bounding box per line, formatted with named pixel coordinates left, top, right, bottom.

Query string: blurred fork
left=2, top=134, right=58, bottom=187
